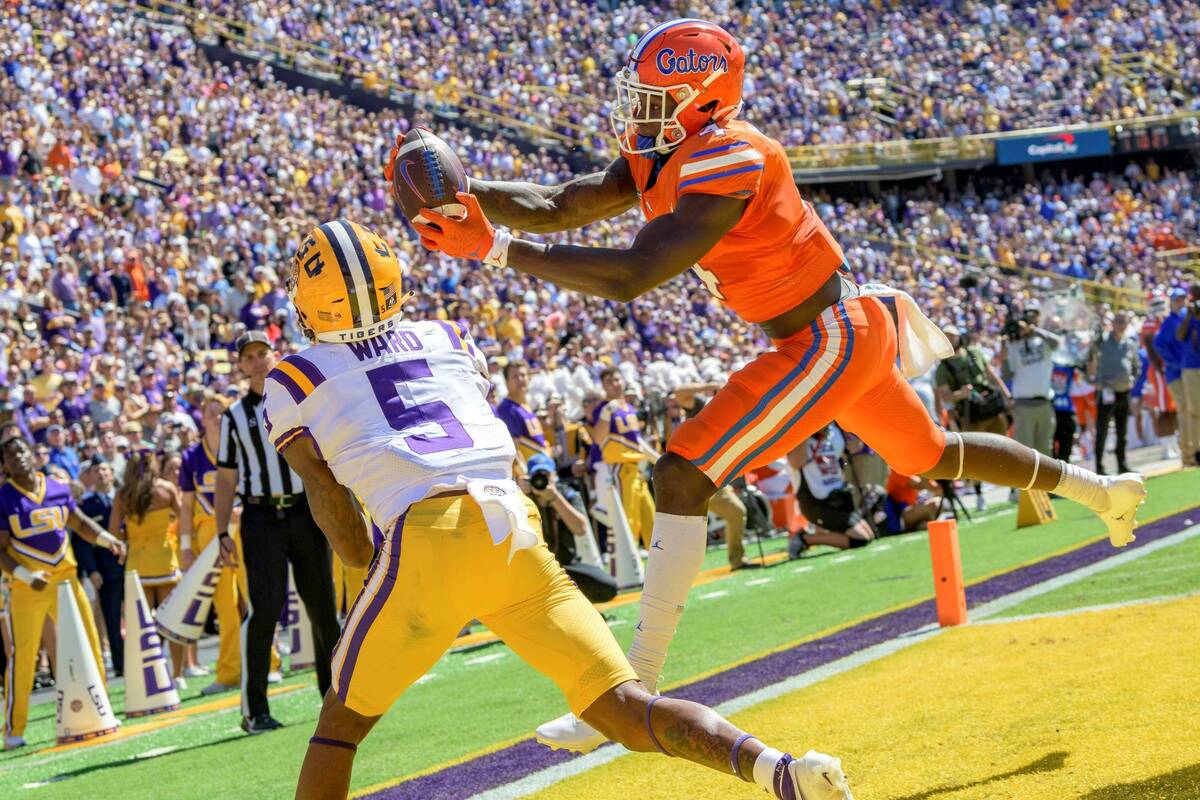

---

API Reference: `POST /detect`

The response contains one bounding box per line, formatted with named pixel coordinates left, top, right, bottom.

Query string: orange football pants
left=670, top=297, right=946, bottom=487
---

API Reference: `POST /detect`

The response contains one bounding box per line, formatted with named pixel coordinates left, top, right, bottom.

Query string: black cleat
left=241, top=713, right=284, bottom=735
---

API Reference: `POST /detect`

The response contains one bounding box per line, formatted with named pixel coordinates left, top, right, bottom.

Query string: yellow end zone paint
left=525, top=595, right=1200, bottom=800
left=366, top=501, right=1193, bottom=796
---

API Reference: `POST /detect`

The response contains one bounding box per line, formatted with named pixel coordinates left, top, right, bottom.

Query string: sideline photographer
left=936, top=324, right=1012, bottom=435
left=935, top=324, right=1011, bottom=511
left=787, top=425, right=876, bottom=552
left=1001, top=307, right=1063, bottom=457
left=524, top=454, right=615, bottom=603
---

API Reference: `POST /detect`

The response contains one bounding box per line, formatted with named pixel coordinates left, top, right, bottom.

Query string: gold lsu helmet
left=288, top=219, right=405, bottom=343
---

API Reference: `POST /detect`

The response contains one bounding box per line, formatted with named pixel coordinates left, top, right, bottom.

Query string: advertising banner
left=996, top=129, right=1111, bottom=165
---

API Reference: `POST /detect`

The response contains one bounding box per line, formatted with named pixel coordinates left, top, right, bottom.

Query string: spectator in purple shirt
left=18, top=385, right=50, bottom=443
left=58, top=373, right=89, bottom=426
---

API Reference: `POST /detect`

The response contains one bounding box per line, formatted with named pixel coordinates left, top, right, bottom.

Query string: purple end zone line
left=365, top=507, right=1195, bottom=800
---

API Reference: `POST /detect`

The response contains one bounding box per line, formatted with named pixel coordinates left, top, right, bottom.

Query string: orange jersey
left=624, top=119, right=845, bottom=323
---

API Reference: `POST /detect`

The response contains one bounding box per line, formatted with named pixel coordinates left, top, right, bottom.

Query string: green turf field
left=2, top=470, right=1196, bottom=799
left=994, top=523, right=1200, bottom=618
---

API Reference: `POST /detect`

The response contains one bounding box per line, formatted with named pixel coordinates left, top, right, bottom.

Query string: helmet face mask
left=288, top=220, right=406, bottom=344
left=610, top=69, right=697, bottom=155
left=610, top=19, right=745, bottom=156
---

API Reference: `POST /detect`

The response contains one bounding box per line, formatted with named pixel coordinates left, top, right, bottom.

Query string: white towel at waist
left=418, top=477, right=540, bottom=562
left=856, top=283, right=954, bottom=378
left=466, top=478, right=540, bottom=561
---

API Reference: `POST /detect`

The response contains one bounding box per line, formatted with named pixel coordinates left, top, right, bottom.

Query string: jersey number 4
left=691, top=264, right=726, bottom=300
left=367, top=360, right=475, bottom=454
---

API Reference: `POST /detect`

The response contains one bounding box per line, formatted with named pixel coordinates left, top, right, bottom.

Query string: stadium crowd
left=2, top=1, right=1197, bottom=470
left=192, top=0, right=1200, bottom=147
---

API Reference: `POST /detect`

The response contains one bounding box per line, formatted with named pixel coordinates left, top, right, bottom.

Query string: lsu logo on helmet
left=610, top=19, right=746, bottom=156
left=288, top=219, right=405, bottom=343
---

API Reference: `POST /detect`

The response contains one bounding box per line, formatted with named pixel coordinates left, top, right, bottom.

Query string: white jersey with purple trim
left=262, top=319, right=516, bottom=534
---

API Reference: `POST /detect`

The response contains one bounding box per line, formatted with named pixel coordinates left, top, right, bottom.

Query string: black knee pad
left=848, top=536, right=870, bottom=549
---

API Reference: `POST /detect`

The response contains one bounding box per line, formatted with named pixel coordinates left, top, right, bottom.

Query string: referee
left=214, top=332, right=340, bottom=734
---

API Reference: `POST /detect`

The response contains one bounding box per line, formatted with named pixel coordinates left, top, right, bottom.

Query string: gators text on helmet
left=288, top=220, right=405, bottom=343
left=610, top=19, right=746, bottom=156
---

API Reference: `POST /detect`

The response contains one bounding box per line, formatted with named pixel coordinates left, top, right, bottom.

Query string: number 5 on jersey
left=367, top=360, right=475, bottom=454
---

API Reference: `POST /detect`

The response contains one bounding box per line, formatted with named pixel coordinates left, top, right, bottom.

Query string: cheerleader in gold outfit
left=110, top=449, right=187, bottom=685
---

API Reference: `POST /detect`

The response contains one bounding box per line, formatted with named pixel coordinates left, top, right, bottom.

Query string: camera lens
left=529, top=471, right=550, bottom=491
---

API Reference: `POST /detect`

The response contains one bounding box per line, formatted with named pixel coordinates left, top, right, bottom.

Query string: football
left=389, top=126, right=469, bottom=224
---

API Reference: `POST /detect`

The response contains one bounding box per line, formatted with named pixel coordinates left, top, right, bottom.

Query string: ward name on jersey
left=262, top=320, right=516, bottom=536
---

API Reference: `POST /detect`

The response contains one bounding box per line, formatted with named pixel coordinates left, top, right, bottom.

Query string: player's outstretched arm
left=418, top=192, right=747, bottom=302
left=471, top=157, right=639, bottom=234
left=280, top=437, right=374, bottom=568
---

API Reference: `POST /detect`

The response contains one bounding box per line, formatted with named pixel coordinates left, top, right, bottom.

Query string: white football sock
left=1053, top=461, right=1111, bottom=513
left=625, top=513, right=707, bottom=692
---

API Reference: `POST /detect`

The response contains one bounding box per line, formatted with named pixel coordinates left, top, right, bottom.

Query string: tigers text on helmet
left=288, top=220, right=405, bottom=344
left=610, top=19, right=745, bottom=156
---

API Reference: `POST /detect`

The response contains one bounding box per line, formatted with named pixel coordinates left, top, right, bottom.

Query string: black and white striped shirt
left=217, top=390, right=302, bottom=498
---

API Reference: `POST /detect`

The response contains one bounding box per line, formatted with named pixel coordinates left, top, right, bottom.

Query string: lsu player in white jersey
left=268, top=219, right=853, bottom=800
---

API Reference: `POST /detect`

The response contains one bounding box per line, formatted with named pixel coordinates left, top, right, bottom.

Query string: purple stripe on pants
left=335, top=514, right=406, bottom=704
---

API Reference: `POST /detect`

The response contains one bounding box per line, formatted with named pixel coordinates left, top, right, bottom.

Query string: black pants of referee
left=240, top=496, right=340, bottom=720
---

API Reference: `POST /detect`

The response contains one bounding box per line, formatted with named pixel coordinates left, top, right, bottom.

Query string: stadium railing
left=121, top=0, right=1200, bottom=174
left=863, top=235, right=1148, bottom=313
left=785, top=111, right=1200, bottom=173
left=1158, top=246, right=1200, bottom=276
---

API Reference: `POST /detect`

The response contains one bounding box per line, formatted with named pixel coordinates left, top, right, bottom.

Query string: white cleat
left=788, top=750, right=853, bottom=800
left=534, top=712, right=608, bottom=754
left=4, top=734, right=26, bottom=751
left=1102, top=473, right=1146, bottom=548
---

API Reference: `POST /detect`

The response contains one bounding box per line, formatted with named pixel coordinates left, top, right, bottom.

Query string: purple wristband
left=730, top=733, right=756, bottom=779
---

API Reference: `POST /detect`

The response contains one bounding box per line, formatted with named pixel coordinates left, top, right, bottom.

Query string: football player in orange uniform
left=411, top=18, right=1147, bottom=758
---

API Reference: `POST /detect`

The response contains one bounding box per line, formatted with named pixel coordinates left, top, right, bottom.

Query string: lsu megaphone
left=279, top=566, right=315, bottom=672
left=606, top=471, right=645, bottom=590
left=156, top=535, right=222, bottom=645
left=123, top=571, right=181, bottom=717
left=55, top=582, right=120, bottom=743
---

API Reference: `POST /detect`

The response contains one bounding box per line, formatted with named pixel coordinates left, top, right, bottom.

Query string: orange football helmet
left=288, top=220, right=405, bottom=343
left=610, top=19, right=745, bottom=156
